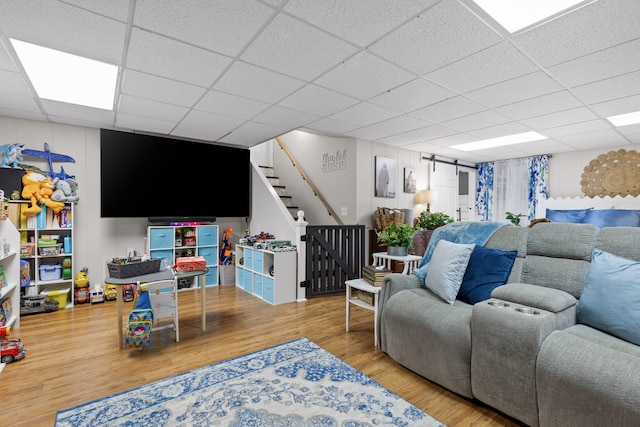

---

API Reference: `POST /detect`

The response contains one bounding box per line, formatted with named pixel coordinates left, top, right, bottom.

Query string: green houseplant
left=376, top=221, right=416, bottom=256
left=415, top=211, right=454, bottom=230
left=505, top=212, right=527, bottom=226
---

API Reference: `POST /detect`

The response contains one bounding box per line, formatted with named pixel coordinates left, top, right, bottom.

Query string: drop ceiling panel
left=115, top=113, right=177, bottom=135
left=278, top=85, right=359, bottom=117
left=520, top=107, right=599, bottom=130
left=219, top=120, right=289, bottom=146
left=572, top=71, right=640, bottom=105
left=496, top=91, right=583, bottom=121
left=327, top=102, right=398, bottom=128
left=121, top=70, right=207, bottom=107
left=591, top=94, right=640, bottom=117
left=465, top=71, right=564, bottom=108
left=195, top=91, right=270, bottom=120
left=252, top=105, right=320, bottom=129
left=305, top=118, right=360, bottom=135
left=118, top=95, right=189, bottom=122
left=411, top=96, right=486, bottom=123
left=0, top=70, right=31, bottom=96
left=368, top=78, right=456, bottom=113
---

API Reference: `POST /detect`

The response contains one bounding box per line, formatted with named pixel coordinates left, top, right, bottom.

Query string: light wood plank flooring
left=2, top=285, right=523, bottom=426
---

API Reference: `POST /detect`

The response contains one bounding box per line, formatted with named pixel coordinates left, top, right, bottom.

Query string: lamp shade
left=414, top=189, right=437, bottom=204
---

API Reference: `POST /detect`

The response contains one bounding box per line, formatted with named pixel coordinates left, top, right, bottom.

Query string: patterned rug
left=55, top=337, right=445, bottom=426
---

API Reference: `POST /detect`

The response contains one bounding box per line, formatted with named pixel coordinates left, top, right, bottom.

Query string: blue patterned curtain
left=476, top=155, right=548, bottom=222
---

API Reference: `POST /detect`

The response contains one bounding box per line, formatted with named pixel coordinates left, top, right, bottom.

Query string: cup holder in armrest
left=488, top=300, right=510, bottom=308
left=515, top=307, right=540, bottom=316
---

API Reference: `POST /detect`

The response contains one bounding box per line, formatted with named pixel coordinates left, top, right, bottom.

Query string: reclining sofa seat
left=377, top=221, right=626, bottom=427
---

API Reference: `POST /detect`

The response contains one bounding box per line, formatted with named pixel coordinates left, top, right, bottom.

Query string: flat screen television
left=100, top=129, right=250, bottom=220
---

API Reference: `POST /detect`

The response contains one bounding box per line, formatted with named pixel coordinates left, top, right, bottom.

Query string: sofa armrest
left=377, top=273, right=421, bottom=344
left=491, top=283, right=577, bottom=313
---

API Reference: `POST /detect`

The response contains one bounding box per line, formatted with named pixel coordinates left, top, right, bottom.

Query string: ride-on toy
left=0, top=326, right=26, bottom=364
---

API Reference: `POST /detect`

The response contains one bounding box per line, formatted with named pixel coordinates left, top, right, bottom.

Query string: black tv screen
left=100, top=129, right=250, bottom=219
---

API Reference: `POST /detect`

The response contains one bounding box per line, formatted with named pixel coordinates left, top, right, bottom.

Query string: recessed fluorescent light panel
left=607, top=111, right=640, bottom=127
left=471, top=0, right=587, bottom=33
left=10, top=38, right=118, bottom=110
left=452, top=131, right=547, bottom=151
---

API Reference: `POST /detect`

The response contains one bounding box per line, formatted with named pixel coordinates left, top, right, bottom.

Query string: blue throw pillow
left=583, top=209, right=640, bottom=228
left=458, top=246, right=517, bottom=304
left=577, top=249, right=640, bottom=345
left=545, top=208, right=592, bottom=223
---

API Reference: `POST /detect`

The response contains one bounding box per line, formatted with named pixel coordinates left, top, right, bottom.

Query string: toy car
left=0, top=327, right=26, bottom=364
left=105, top=284, right=117, bottom=300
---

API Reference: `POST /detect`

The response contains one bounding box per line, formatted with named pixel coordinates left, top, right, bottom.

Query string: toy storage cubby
left=235, top=245, right=296, bottom=305
left=147, top=224, right=218, bottom=290
left=9, top=201, right=74, bottom=309
left=0, top=218, right=21, bottom=330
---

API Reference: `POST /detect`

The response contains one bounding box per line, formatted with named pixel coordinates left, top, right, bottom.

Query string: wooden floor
left=2, top=285, right=523, bottom=427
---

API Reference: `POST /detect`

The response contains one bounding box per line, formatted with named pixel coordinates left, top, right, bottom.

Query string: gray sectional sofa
left=378, top=222, right=640, bottom=426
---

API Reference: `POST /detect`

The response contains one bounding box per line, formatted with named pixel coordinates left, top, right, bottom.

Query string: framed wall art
left=404, top=168, right=416, bottom=193
left=375, top=156, right=396, bottom=198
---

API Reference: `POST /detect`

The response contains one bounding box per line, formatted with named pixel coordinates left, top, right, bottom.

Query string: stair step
left=259, top=165, right=275, bottom=177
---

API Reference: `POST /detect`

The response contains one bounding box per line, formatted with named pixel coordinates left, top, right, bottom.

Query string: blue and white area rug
left=55, top=337, right=445, bottom=426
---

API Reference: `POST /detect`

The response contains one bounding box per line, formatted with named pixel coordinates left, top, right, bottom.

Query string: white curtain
left=493, top=158, right=530, bottom=221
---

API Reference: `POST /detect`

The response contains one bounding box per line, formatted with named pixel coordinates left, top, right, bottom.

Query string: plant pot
left=387, top=246, right=408, bottom=256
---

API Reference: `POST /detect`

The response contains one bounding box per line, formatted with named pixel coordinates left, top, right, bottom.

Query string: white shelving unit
left=9, top=201, right=74, bottom=308
left=0, top=218, right=20, bottom=330
left=147, top=224, right=218, bottom=289
left=235, top=245, right=296, bottom=305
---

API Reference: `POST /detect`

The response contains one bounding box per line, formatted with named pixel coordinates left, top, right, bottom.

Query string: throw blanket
left=413, top=221, right=509, bottom=285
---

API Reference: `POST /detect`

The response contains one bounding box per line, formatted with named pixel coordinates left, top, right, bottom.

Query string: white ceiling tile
left=369, top=0, right=501, bottom=75
left=496, top=91, right=583, bottom=120
left=468, top=122, right=532, bottom=139
left=465, top=71, right=564, bottom=108
left=514, top=0, right=640, bottom=67
left=369, top=78, right=456, bottom=113
left=278, top=85, right=359, bottom=117
left=121, top=70, right=207, bottom=107
left=549, top=39, right=640, bottom=88
left=284, top=0, right=439, bottom=47
left=65, top=0, right=131, bottom=22
left=369, top=114, right=433, bottom=134
left=521, top=107, right=599, bottom=130
left=314, top=51, right=415, bottom=100
left=0, top=41, right=18, bottom=72
left=572, top=71, right=640, bottom=105
left=196, top=90, right=270, bottom=120
left=591, top=94, right=640, bottom=117
left=219, top=121, right=289, bottom=146
left=425, top=41, right=538, bottom=93
left=133, top=0, right=273, bottom=57
left=252, top=105, right=319, bottom=129
left=555, top=128, right=631, bottom=149
left=343, top=127, right=392, bottom=141
left=616, top=123, right=640, bottom=137
left=0, top=108, right=45, bottom=122
left=118, top=95, right=189, bottom=122
left=305, top=118, right=360, bottom=135
left=442, top=109, right=512, bottom=132
left=396, top=124, right=459, bottom=143
left=0, top=70, right=31, bottom=96
left=543, top=119, right=612, bottom=139
left=213, top=62, right=305, bottom=104
left=0, top=92, right=41, bottom=113
left=327, top=102, right=398, bottom=127
left=41, top=99, right=116, bottom=123
left=115, top=113, right=177, bottom=135
left=240, top=13, right=357, bottom=81
left=173, top=109, right=244, bottom=142
left=0, top=0, right=126, bottom=64
left=126, top=29, right=231, bottom=87
left=410, top=96, right=486, bottom=123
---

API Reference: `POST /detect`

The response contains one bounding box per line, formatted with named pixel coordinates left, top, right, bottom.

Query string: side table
left=345, top=278, right=382, bottom=347
left=372, top=252, right=422, bottom=274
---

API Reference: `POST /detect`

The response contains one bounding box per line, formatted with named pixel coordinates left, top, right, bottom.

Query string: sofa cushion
left=577, top=249, right=640, bottom=345
left=545, top=208, right=592, bottom=223
left=425, top=240, right=474, bottom=304
left=457, top=246, right=517, bottom=304
left=584, top=209, right=640, bottom=228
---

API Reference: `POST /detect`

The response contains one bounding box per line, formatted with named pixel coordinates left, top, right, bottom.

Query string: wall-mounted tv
left=100, top=129, right=250, bottom=220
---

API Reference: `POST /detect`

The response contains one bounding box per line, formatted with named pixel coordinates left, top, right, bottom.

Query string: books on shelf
left=362, top=264, right=392, bottom=287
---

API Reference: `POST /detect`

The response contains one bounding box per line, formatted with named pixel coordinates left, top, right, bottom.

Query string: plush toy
left=0, top=143, right=24, bottom=168
left=21, top=170, right=66, bottom=216
left=51, top=178, right=79, bottom=203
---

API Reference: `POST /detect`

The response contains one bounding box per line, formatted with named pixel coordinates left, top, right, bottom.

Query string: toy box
left=38, top=244, right=62, bottom=256
left=20, top=243, right=34, bottom=257
left=107, top=259, right=161, bottom=279
left=174, top=256, right=206, bottom=272
left=39, top=264, right=62, bottom=281
left=40, top=288, right=70, bottom=308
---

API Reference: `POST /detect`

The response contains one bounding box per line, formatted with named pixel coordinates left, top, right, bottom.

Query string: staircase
left=259, top=165, right=299, bottom=218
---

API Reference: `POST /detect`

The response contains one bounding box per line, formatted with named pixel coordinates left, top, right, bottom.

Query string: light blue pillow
left=425, top=240, right=475, bottom=305
left=577, top=249, right=640, bottom=345
left=545, top=208, right=592, bottom=223
left=583, top=209, right=640, bottom=228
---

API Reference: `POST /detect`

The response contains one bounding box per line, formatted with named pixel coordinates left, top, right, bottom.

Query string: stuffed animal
left=0, top=143, right=24, bottom=168
left=51, top=178, right=79, bottom=203
left=21, top=170, right=66, bottom=215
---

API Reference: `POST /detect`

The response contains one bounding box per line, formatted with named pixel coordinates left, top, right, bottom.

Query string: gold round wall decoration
left=580, top=149, right=640, bottom=197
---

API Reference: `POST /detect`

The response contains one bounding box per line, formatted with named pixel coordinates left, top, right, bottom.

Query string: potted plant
left=415, top=211, right=454, bottom=230
left=376, top=221, right=416, bottom=256
left=505, top=212, right=527, bottom=226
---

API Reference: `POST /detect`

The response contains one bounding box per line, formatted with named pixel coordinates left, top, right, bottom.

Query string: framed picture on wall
left=375, top=156, right=396, bottom=198
left=404, top=168, right=416, bottom=193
